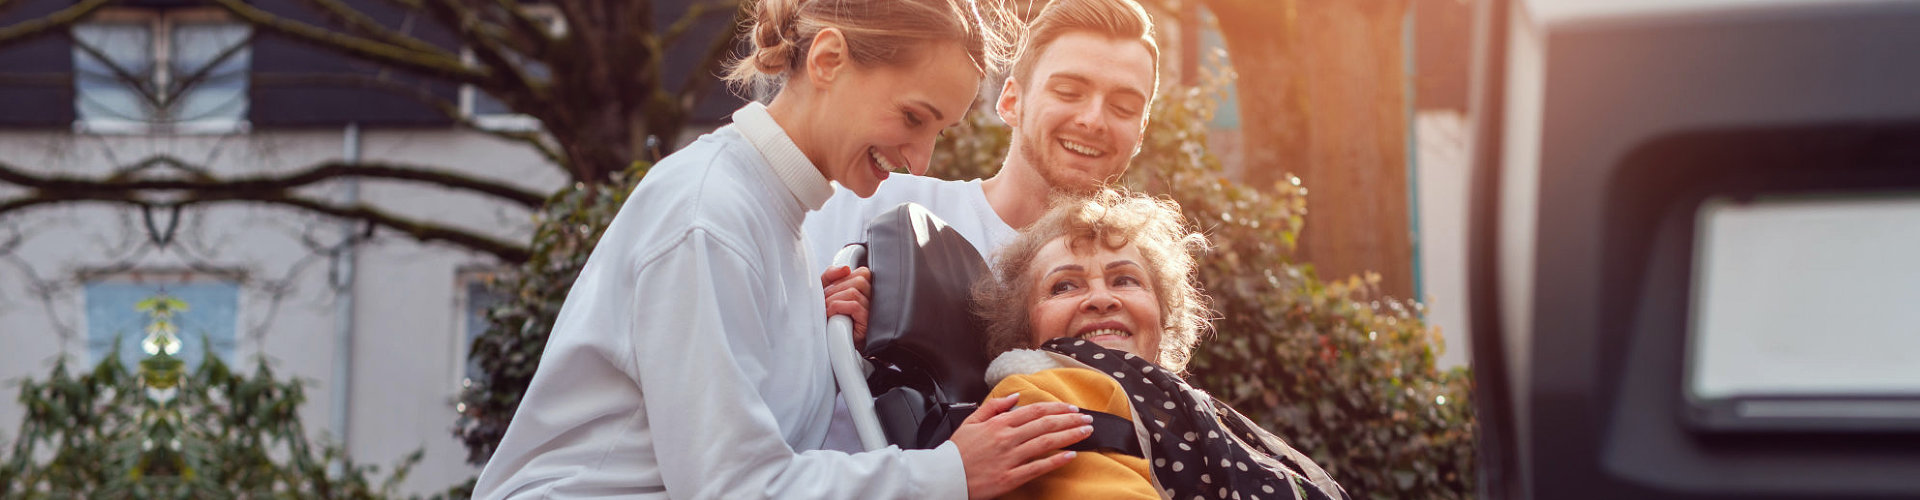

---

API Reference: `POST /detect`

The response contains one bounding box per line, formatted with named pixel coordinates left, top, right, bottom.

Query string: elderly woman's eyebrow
left=1105, top=260, right=1141, bottom=271
left=1046, top=264, right=1085, bottom=275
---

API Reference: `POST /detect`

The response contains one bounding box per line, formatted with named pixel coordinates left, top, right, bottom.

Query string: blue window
left=85, top=280, right=238, bottom=370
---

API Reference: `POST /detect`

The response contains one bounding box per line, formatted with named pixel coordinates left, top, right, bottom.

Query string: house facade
left=0, top=0, right=740, bottom=494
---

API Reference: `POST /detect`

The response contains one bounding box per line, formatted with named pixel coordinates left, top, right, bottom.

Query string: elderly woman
left=974, top=189, right=1349, bottom=500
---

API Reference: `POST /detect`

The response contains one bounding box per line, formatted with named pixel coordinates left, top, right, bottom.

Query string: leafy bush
left=1, top=295, right=419, bottom=499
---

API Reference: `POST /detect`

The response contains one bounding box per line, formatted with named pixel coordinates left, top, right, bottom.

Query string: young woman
left=471, top=1, right=1090, bottom=498
left=975, top=189, right=1350, bottom=500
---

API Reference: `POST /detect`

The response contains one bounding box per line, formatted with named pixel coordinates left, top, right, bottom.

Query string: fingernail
left=1080, top=425, right=1094, bottom=435
left=1067, top=404, right=1080, bottom=412
left=1064, top=451, right=1078, bottom=459
left=1007, top=393, right=1021, bottom=401
left=1081, top=414, right=1094, bottom=423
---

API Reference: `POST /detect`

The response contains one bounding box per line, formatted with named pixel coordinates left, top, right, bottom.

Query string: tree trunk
left=1204, top=0, right=1415, bottom=298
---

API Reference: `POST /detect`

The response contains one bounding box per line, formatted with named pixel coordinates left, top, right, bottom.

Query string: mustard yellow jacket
left=988, top=365, right=1160, bottom=500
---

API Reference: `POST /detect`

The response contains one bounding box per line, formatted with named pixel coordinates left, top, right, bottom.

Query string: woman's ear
left=995, top=77, right=1022, bottom=127
left=805, top=28, right=849, bottom=87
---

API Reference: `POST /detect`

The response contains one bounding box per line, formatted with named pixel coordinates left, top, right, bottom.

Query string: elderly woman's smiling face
left=1025, top=235, right=1165, bottom=364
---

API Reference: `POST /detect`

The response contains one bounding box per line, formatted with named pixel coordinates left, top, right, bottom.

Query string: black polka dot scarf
left=1041, top=337, right=1349, bottom=500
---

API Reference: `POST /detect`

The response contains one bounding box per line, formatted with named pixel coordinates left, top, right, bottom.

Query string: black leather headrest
left=862, top=203, right=992, bottom=405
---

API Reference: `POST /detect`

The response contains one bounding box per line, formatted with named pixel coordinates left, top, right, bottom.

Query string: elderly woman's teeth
left=1077, top=328, right=1129, bottom=340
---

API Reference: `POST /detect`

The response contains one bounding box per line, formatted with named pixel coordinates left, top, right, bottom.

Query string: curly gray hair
left=974, top=188, right=1212, bottom=373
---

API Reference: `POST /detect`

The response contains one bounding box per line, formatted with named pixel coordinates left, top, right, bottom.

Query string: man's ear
left=995, top=77, right=1022, bottom=127
left=805, top=28, right=849, bottom=87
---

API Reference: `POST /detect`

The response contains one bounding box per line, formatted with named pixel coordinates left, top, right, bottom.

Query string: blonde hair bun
left=745, top=0, right=802, bottom=76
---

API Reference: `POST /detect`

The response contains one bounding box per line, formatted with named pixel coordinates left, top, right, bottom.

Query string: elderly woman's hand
left=820, top=265, right=872, bottom=346
left=950, top=393, right=1094, bottom=499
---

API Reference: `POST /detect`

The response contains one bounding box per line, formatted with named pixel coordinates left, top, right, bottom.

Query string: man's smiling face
left=1000, top=32, right=1157, bottom=194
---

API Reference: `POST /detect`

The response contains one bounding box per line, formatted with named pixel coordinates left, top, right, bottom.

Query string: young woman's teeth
left=1060, top=140, right=1103, bottom=157
left=870, top=148, right=902, bottom=172
left=1077, top=328, right=1129, bottom=340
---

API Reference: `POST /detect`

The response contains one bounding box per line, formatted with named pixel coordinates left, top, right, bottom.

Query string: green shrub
left=0, top=295, right=419, bottom=499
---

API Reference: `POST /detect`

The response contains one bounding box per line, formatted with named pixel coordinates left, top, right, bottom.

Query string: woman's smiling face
left=1024, top=235, right=1164, bottom=363
left=815, top=41, right=980, bottom=197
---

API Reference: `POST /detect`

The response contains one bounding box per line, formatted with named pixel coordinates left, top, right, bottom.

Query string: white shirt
left=473, top=103, right=966, bottom=499
left=802, top=174, right=1018, bottom=452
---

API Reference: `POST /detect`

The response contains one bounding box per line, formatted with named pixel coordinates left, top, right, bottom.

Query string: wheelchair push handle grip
left=826, top=243, right=888, bottom=451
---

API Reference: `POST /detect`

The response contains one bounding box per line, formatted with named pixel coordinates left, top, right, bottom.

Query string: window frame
left=72, top=7, right=252, bottom=135
left=77, top=268, right=249, bottom=370
left=451, top=265, right=506, bottom=391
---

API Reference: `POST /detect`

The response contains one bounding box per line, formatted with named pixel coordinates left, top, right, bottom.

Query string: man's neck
left=980, top=156, right=1053, bottom=229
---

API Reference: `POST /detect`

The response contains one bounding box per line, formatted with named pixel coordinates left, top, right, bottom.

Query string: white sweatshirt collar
left=732, top=102, right=832, bottom=210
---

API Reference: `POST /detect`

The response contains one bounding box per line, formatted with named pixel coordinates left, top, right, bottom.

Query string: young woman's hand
left=950, top=393, right=1093, bottom=499
left=820, top=265, right=872, bottom=346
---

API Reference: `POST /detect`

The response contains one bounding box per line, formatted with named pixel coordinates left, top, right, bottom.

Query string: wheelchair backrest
left=861, top=203, right=993, bottom=443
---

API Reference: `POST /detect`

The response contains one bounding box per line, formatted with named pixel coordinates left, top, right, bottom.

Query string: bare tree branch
left=418, top=0, right=546, bottom=117
left=549, top=0, right=598, bottom=61
left=0, top=0, right=111, bottom=50
left=368, top=0, right=425, bottom=11
left=0, top=191, right=530, bottom=263
left=71, top=35, right=164, bottom=107
left=267, top=195, right=528, bottom=262
left=209, top=0, right=485, bottom=85
left=0, top=158, right=548, bottom=208
left=165, top=33, right=255, bottom=108
left=104, top=155, right=216, bottom=183
left=541, top=1, right=607, bottom=65
left=488, top=0, right=556, bottom=61
left=298, top=0, right=450, bottom=55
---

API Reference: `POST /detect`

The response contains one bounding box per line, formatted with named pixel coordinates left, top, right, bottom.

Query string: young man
left=801, top=0, right=1162, bottom=453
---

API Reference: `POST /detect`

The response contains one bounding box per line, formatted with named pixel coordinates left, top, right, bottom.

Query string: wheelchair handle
left=827, top=243, right=888, bottom=451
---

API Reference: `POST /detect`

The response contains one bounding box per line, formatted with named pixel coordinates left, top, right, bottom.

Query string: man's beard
left=1019, top=131, right=1105, bottom=195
